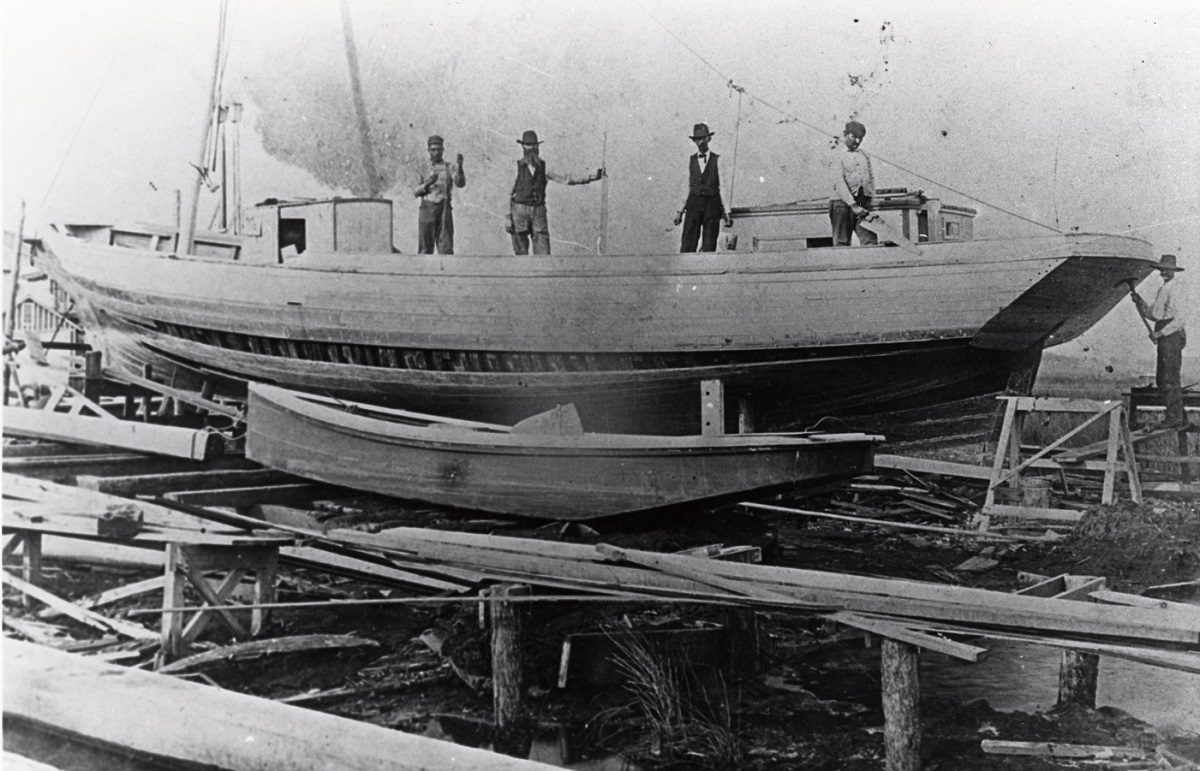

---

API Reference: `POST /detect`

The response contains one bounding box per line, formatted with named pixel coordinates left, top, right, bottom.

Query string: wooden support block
left=490, top=584, right=531, bottom=755
left=881, top=639, right=921, bottom=771
left=161, top=544, right=187, bottom=662
left=1058, top=650, right=1098, bottom=708
left=700, top=378, right=724, bottom=437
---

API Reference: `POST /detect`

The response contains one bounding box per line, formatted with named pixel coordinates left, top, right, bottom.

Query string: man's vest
left=512, top=159, right=548, bottom=206
left=688, top=153, right=721, bottom=197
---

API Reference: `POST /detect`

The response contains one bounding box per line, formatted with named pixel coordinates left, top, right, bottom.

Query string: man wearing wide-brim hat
left=674, top=123, right=732, bottom=253
left=506, top=130, right=605, bottom=255
left=1131, top=254, right=1190, bottom=428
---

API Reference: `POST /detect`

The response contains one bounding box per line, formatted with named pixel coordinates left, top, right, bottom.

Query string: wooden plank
left=980, top=740, right=1147, bottom=759
left=1, top=570, right=158, bottom=641
left=1054, top=425, right=1186, bottom=463
left=829, top=612, right=987, bottom=662
left=874, top=454, right=993, bottom=480
left=281, top=545, right=475, bottom=593
left=1005, top=396, right=1125, bottom=414
left=740, top=502, right=1042, bottom=541
left=1014, top=574, right=1067, bottom=598
left=595, top=542, right=801, bottom=603
left=982, top=504, right=1084, bottom=523
left=4, top=640, right=559, bottom=771
left=158, top=634, right=378, bottom=675
left=4, top=508, right=292, bottom=548
left=75, top=469, right=298, bottom=497
left=1089, top=590, right=1199, bottom=613
left=1, top=442, right=118, bottom=458
left=3, top=406, right=221, bottom=460
left=346, top=527, right=1200, bottom=645
left=162, top=483, right=326, bottom=508
left=38, top=575, right=167, bottom=621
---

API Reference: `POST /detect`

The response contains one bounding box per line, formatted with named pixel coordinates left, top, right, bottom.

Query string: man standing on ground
left=829, top=120, right=877, bottom=247
left=1132, top=254, right=1189, bottom=428
left=506, top=130, right=604, bottom=255
left=674, top=123, right=731, bottom=253
left=413, top=135, right=465, bottom=254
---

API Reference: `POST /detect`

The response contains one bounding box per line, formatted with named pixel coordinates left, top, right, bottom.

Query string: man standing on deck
left=506, top=130, right=605, bottom=255
left=674, top=123, right=732, bottom=253
left=1132, top=254, right=1189, bottom=428
left=413, top=135, right=466, bottom=254
left=829, top=120, right=878, bottom=247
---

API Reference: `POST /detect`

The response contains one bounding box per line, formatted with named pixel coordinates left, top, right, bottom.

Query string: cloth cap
left=1156, top=254, right=1184, bottom=272
left=427, top=135, right=444, bottom=147
left=844, top=121, right=866, bottom=139
left=690, top=123, right=714, bottom=140
left=518, top=130, right=542, bottom=146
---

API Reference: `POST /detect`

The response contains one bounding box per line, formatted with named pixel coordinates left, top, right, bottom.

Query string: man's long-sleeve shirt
left=413, top=161, right=465, bottom=203
left=1148, top=279, right=1188, bottom=337
left=830, top=146, right=874, bottom=205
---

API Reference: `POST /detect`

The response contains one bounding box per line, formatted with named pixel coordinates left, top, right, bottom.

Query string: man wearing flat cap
left=1131, top=254, right=1190, bottom=428
left=829, top=120, right=878, bottom=247
left=506, top=129, right=605, bottom=255
left=674, top=123, right=731, bottom=252
left=413, top=135, right=466, bottom=254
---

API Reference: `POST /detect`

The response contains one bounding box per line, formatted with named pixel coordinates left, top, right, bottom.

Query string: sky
left=2, top=0, right=1197, bottom=374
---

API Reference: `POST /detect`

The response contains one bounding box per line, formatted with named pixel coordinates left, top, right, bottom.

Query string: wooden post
left=21, top=533, right=42, bottom=610
left=700, top=378, right=724, bottom=437
left=737, top=397, right=754, bottom=434
left=490, top=584, right=531, bottom=756
left=1057, top=650, right=1098, bottom=708
left=160, top=544, right=186, bottom=664
left=881, top=639, right=920, bottom=771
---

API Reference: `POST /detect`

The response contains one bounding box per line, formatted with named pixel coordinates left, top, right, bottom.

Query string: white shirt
left=1149, top=278, right=1187, bottom=337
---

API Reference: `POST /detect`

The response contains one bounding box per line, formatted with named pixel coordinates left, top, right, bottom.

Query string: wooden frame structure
left=983, top=396, right=1141, bottom=522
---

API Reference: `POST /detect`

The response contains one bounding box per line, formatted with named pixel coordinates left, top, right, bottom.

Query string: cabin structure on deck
left=728, top=188, right=977, bottom=251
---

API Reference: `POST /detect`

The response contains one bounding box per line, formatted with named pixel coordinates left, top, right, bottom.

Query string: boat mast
left=178, top=0, right=228, bottom=255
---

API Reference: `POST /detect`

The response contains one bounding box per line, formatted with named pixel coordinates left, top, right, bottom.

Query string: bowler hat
left=844, top=120, right=866, bottom=139
left=517, top=130, right=542, bottom=146
left=690, top=123, right=714, bottom=140
left=1156, top=254, right=1184, bottom=272
left=427, top=135, right=444, bottom=147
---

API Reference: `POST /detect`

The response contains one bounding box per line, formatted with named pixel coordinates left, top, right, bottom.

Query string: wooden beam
left=3, top=406, right=222, bottom=460
left=75, top=469, right=298, bottom=497
left=740, top=502, right=1048, bottom=542
left=162, top=483, right=326, bottom=508
left=874, top=454, right=993, bottom=480
left=1, top=571, right=157, bottom=641
left=980, top=740, right=1147, bottom=759
left=4, top=640, right=559, bottom=771
left=829, top=612, right=987, bottom=662
left=982, top=504, right=1083, bottom=523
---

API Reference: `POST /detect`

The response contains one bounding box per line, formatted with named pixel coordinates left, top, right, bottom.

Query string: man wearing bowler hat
left=413, top=135, right=466, bottom=254
left=506, top=130, right=605, bottom=255
left=1131, top=254, right=1190, bottom=428
left=674, top=123, right=731, bottom=252
left=829, top=120, right=878, bottom=247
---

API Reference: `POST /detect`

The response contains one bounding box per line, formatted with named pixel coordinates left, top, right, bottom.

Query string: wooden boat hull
left=39, top=229, right=1154, bottom=436
left=244, top=385, right=879, bottom=519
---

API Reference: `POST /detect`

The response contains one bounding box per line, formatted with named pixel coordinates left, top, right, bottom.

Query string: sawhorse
left=983, top=397, right=1141, bottom=520
left=159, top=540, right=281, bottom=665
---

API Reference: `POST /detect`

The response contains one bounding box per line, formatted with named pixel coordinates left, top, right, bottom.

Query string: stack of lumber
left=319, top=527, right=1200, bottom=656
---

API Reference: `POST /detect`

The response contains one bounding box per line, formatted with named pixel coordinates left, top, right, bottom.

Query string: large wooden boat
left=36, top=190, right=1156, bottom=438
left=244, top=383, right=880, bottom=519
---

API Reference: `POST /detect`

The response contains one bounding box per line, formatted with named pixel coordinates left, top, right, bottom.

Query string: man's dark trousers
left=681, top=194, right=722, bottom=252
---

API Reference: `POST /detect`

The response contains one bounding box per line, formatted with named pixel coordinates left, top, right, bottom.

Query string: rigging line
left=638, top=2, right=1062, bottom=234
left=39, top=44, right=124, bottom=210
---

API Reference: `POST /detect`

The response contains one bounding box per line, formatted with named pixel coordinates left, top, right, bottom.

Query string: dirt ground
left=4, top=454, right=1199, bottom=770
